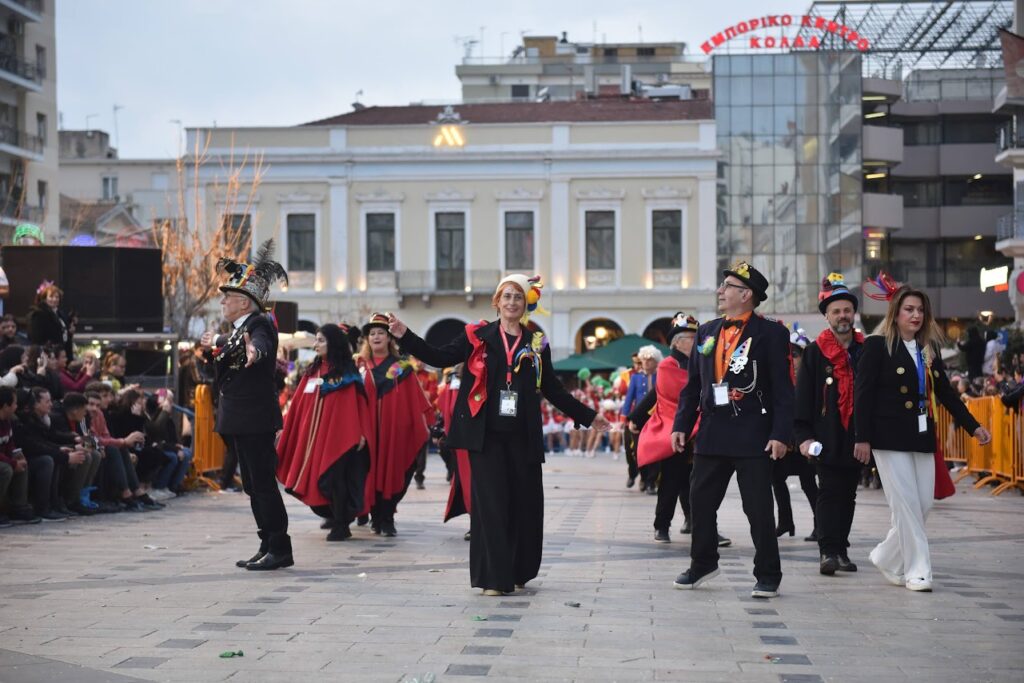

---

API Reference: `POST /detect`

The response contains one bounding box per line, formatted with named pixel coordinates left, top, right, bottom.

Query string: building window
left=35, top=113, right=45, bottom=144
left=37, top=180, right=46, bottom=210
left=504, top=210, right=533, bottom=270
left=941, top=116, right=1001, bottom=145
left=651, top=209, right=682, bottom=269
left=286, top=213, right=316, bottom=272
left=366, top=212, right=395, bottom=271
left=101, top=176, right=118, bottom=201
left=943, top=176, right=1012, bottom=206
left=510, top=84, right=530, bottom=99
left=637, top=47, right=656, bottom=57
left=435, top=212, right=465, bottom=290
left=35, top=45, right=46, bottom=79
left=889, top=238, right=1011, bottom=287
left=901, top=119, right=940, bottom=146
left=891, top=179, right=940, bottom=208
left=223, top=213, right=252, bottom=256
left=585, top=210, right=615, bottom=270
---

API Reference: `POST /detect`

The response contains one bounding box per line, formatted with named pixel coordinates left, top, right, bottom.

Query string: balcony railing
left=997, top=212, right=1024, bottom=241
left=997, top=120, right=1024, bottom=152
left=397, top=269, right=503, bottom=295
left=0, top=51, right=40, bottom=84
left=0, top=124, right=41, bottom=154
left=7, top=0, right=43, bottom=15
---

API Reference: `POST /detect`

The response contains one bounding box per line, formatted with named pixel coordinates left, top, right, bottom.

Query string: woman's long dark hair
left=0, top=345, right=24, bottom=375
left=307, top=324, right=360, bottom=379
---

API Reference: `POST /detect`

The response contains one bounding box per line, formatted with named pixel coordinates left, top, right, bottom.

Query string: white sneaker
left=870, top=552, right=905, bottom=586
left=151, top=489, right=173, bottom=501
left=906, top=577, right=933, bottom=592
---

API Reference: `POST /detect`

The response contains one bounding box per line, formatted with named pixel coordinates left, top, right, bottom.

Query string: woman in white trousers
left=853, top=279, right=991, bottom=592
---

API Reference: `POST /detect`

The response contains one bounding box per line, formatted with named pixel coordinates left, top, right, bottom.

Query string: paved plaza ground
left=0, top=453, right=1022, bottom=682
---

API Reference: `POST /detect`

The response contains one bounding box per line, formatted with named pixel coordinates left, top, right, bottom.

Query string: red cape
left=438, top=382, right=471, bottom=520
left=360, top=357, right=433, bottom=511
left=276, top=371, right=371, bottom=508
left=638, top=354, right=692, bottom=467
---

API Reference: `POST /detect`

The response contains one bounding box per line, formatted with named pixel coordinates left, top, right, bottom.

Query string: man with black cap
left=199, top=240, right=293, bottom=571
left=670, top=261, right=792, bottom=598
left=794, top=273, right=865, bottom=576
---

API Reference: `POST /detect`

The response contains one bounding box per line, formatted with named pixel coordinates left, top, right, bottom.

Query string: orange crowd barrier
left=937, top=395, right=1023, bottom=496
left=190, top=384, right=226, bottom=490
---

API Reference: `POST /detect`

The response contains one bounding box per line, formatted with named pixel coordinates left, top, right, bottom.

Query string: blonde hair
left=356, top=333, right=400, bottom=363
left=878, top=285, right=945, bottom=354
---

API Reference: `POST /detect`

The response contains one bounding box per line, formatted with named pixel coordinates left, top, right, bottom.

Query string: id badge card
left=712, top=382, right=730, bottom=407
left=304, top=378, right=322, bottom=394
left=918, top=413, right=927, bottom=433
left=499, top=390, right=519, bottom=417
left=450, top=377, right=461, bottom=390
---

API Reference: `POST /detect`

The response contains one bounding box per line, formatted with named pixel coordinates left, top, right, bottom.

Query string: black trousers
left=815, top=464, right=860, bottom=557
left=225, top=432, right=291, bottom=556
left=625, top=429, right=658, bottom=488
left=771, top=452, right=818, bottom=531
left=323, top=447, right=370, bottom=527
left=654, top=448, right=692, bottom=531
left=469, top=430, right=543, bottom=593
left=100, top=446, right=140, bottom=498
left=220, top=440, right=239, bottom=488
left=370, top=459, right=417, bottom=525
left=19, top=455, right=53, bottom=514
left=689, top=453, right=781, bottom=585
left=413, top=443, right=427, bottom=485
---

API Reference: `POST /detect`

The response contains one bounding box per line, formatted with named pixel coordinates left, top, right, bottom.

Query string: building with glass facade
left=714, top=52, right=863, bottom=317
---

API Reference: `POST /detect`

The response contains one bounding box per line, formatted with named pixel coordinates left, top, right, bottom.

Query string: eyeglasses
left=719, top=280, right=750, bottom=292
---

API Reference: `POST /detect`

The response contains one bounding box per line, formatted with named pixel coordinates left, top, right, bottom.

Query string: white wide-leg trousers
left=869, top=449, right=935, bottom=583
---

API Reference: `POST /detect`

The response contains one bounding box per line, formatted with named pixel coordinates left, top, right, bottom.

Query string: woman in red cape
left=438, top=365, right=472, bottom=528
left=276, top=323, right=371, bottom=541
left=357, top=313, right=433, bottom=537
left=629, top=313, right=702, bottom=544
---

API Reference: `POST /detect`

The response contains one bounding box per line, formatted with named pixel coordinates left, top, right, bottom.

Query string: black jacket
left=146, top=410, right=180, bottom=451
left=673, top=313, right=793, bottom=457
left=398, top=320, right=596, bottom=462
left=13, top=411, right=76, bottom=460
left=793, top=340, right=861, bottom=468
left=854, top=335, right=979, bottom=452
left=27, top=305, right=74, bottom=359
left=208, top=313, right=282, bottom=435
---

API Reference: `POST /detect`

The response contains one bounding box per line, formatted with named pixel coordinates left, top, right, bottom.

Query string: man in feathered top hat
left=670, top=261, right=793, bottom=599
left=199, top=240, right=293, bottom=571
left=794, top=272, right=864, bottom=577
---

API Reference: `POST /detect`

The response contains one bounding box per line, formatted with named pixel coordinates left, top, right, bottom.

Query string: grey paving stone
left=273, top=586, right=307, bottom=592
left=977, top=602, right=1011, bottom=609
left=192, top=622, right=236, bottom=631
left=746, top=608, right=779, bottom=615
left=113, top=657, right=168, bottom=669
left=997, top=614, right=1024, bottom=621
left=754, top=622, right=787, bottom=629
left=761, top=636, right=799, bottom=645
left=474, top=628, right=513, bottom=638
left=497, top=601, right=529, bottom=608
left=778, top=675, right=824, bottom=683
left=157, top=638, right=206, bottom=649
left=461, top=645, right=503, bottom=655
left=224, top=609, right=264, bottom=616
left=953, top=591, right=991, bottom=598
left=253, top=596, right=287, bottom=603
left=445, top=663, right=492, bottom=675
left=769, top=654, right=812, bottom=665
left=485, top=614, right=522, bottom=622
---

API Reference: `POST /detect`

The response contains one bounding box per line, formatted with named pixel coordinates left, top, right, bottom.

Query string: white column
left=550, top=177, right=570, bottom=291
left=697, top=176, right=717, bottom=290
left=551, top=306, right=572, bottom=361
left=329, top=180, right=349, bottom=291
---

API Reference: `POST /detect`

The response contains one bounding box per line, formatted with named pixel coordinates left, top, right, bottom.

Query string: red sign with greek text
left=701, top=14, right=870, bottom=55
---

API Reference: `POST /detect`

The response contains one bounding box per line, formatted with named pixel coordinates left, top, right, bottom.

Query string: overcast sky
left=57, top=0, right=810, bottom=159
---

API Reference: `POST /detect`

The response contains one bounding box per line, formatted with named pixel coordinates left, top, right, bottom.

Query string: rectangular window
left=35, top=113, right=45, bottom=144
left=35, top=45, right=46, bottom=79
left=652, top=209, right=682, bottom=269
left=37, top=180, right=46, bottom=210
left=585, top=210, right=615, bottom=270
left=286, top=213, right=316, bottom=272
left=637, top=47, right=656, bottom=57
left=435, top=212, right=465, bottom=290
left=101, top=176, right=118, bottom=201
left=223, top=213, right=252, bottom=256
left=504, top=210, right=534, bottom=270
left=942, top=116, right=1001, bottom=145
left=890, top=179, right=940, bottom=208
left=901, top=119, right=940, bottom=146
left=510, top=84, right=530, bottom=99
left=943, top=176, right=1012, bottom=206
left=366, top=212, right=395, bottom=271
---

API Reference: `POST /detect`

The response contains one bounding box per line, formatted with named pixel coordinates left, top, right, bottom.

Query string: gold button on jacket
left=899, top=386, right=908, bottom=394
left=904, top=400, right=913, bottom=410
left=896, top=367, right=905, bottom=375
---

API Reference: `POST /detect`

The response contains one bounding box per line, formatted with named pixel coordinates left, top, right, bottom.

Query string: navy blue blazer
left=672, top=313, right=794, bottom=457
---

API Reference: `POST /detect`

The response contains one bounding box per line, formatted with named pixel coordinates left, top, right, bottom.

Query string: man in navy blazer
left=671, top=261, right=792, bottom=598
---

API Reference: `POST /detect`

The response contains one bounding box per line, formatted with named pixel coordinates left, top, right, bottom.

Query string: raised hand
left=387, top=312, right=407, bottom=339
left=243, top=332, right=259, bottom=367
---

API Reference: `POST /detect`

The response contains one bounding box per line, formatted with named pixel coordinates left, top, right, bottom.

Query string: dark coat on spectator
left=27, top=305, right=74, bottom=359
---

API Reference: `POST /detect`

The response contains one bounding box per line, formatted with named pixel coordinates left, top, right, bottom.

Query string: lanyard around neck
left=500, top=329, right=521, bottom=387
left=716, top=318, right=749, bottom=383
left=915, top=345, right=926, bottom=412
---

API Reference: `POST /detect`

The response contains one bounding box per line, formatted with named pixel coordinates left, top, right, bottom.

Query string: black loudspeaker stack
left=2, top=246, right=164, bottom=333
left=270, top=301, right=298, bottom=334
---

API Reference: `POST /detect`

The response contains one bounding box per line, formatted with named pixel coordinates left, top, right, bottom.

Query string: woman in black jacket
left=27, top=282, right=75, bottom=360
left=854, top=281, right=991, bottom=592
left=388, top=274, right=609, bottom=595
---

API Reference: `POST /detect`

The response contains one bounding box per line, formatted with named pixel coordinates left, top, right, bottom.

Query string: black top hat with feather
left=217, top=239, right=289, bottom=311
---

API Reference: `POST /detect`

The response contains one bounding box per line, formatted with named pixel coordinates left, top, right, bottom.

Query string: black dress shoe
left=819, top=554, right=838, bottom=576
left=673, top=567, right=719, bottom=590
left=654, top=529, right=670, bottom=544
left=681, top=517, right=692, bottom=534
left=804, top=530, right=819, bottom=542
left=626, top=476, right=636, bottom=489
left=776, top=523, right=795, bottom=537
left=320, top=518, right=335, bottom=530
left=717, top=534, right=732, bottom=548
left=326, top=526, right=352, bottom=542
left=236, top=552, right=266, bottom=568
left=836, top=555, right=858, bottom=572
left=463, top=530, right=471, bottom=541
left=751, top=581, right=779, bottom=598
left=356, top=515, right=369, bottom=526
left=246, top=552, right=294, bottom=571
left=381, top=521, right=397, bottom=537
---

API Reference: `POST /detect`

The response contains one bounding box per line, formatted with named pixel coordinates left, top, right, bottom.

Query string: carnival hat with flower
left=362, top=312, right=392, bottom=338
left=495, top=273, right=546, bottom=324
left=668, top=312, right=699, bottom=338
left=817, top=272, right=859, bottom=314
left=13, top=223, right=44, bottom=245
left=722, top=261, right=768, bottom=303
left=217, top=239, right=289, bottom=311
left=789, top=323, right=810, bottom=349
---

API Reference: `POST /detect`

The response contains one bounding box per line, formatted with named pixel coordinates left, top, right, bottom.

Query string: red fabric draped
left=276, top=372, right=371, bottom=508
left=437, top=383, right=471, bottom=520
left=638, top=355, right=691, bottom=468
left=815, top=328, right=864, bottom=430
left=360, top=357, right=433, bottom=511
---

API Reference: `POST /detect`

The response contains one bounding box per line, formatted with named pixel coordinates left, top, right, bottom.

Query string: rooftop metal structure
left=802, top=1, right=1012, bottom=77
